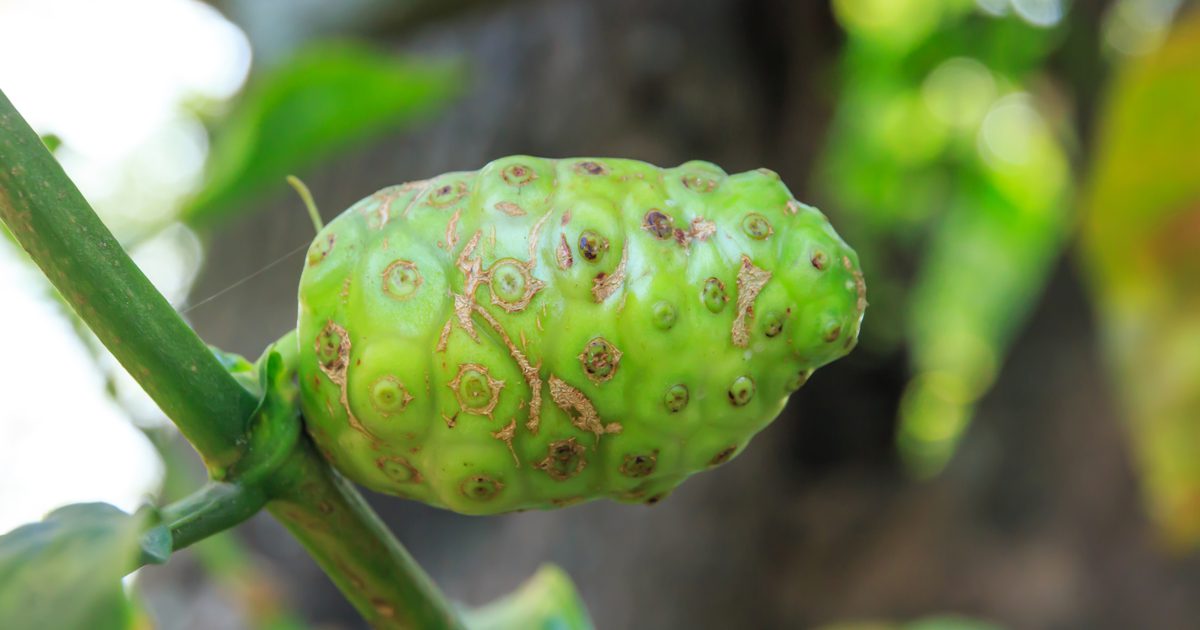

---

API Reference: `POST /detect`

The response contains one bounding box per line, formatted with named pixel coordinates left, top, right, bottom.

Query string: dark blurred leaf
left=183, top=42, right=462, bottom=229
left=460, top=565, right=594, bottom=630
left=0, top=503, right=149, bottom=630
left=1081, top=9, right=1200, bottom=548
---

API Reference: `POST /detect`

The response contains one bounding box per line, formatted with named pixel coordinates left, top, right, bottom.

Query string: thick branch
left=0, top=89, right=257, bottom=469
left=265, top=440, right=464, bottom=630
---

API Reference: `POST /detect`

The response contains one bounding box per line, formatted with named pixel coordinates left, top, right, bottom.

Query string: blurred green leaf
left=183, top=42, right=462, bottom=229
left=0, top=503, right=152, bottom=630
left=821, top=4, right=1073, bottom=476
left=1080, top=9, right=1200, bottom=549
left=461, top=565, right=594, bottom=630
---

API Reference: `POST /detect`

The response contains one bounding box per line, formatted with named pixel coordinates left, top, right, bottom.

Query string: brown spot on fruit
left=574, top=160, right=608, bottom=175
left=501, top=163, right=537, bottom=186
left=664, top=384, right=689, bottom=412
left=643, top=210, right=674, bottom=239
left=786, top=370, right=813, bottom=392
left=728, top=376, right=755, bottom=406
left=731, top=255, right=772, bottom=347
left=652, top=301, right=677, bottom=330
left=823, top=322, right=842, bottom=343
left=811, top=251, right=828, bottom=271
left=681, top=173, right=718, bottom=192
left=762, top=312, right=785, bottom=337
left=578, top=230, right=609, bottom=263
left=370, top=375, right=413, bottom=415
left=741, top=213, right=773, bottom=240
left=535, top=438, right=587, bottom=480
left=785, top=199, right=803, bottom=215
left=556, top=234, right=574, bottom=270
left=578, top=337, right=622, bottom=384
left=709, top=446, right=737, bottom=467
left=620, top=451, right=658, bottom=478
left=425, top=180, right=467, bottom=208
left=460, top=475, right=503, bottom=501
left=307, top=233, right=335, bottom=266
left=376, top=455, right=421, bottom=483
left=702, top=277, right=728, bottom=313
left=381, top=260, right=422, bottom=300
left=448, top=363, right=504, bottom=418
left=488, top=258, right=544, bottom=312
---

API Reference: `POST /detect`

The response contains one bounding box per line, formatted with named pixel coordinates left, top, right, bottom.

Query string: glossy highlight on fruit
left=296, top=156, right=866, bottom=514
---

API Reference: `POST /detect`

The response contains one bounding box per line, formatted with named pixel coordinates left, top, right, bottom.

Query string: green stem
left=264, top=439, right=464, bottom=630
left=0, top=89, right=464, bottom=629
left=0, top=89, right=257, bottom=470
left=161, top=482, right=266, bottom=551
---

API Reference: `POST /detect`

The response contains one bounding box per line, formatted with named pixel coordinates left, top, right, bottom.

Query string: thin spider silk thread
left=180, top=240, right=310, bottom=314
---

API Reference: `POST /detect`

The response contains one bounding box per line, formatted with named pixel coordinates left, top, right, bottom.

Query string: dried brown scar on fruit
left=366, top=186, right=403, bottom=229
left=556, top=234, right=574, bottom=270
left=440, top=231, right=486, bottom=350
left=444, top=208, right=462, bottom=250
left=494, top=201, right=526, bottom=217
left=399, top=179, right=431, bottom=219
left=732, top=255, right=772, bottom=348
left=673, top=217, right=717, bottom=247
left=548, top=375, right=622, bottom=444
left=473, top=304, right=544, bottom=434
left=492, top=419, right=520, bottom=466
left=843, top=254, right=867, bottom=312
left=315, top=321, right=379, bottom=442
left=528, top=211, right=552, bottom=263
left=785, top=199, right=802, bottom=215
left=592, top=245, right=629, bottom=303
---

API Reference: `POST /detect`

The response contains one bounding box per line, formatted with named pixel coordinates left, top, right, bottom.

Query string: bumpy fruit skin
left=296, top=156, right=866, bottom=515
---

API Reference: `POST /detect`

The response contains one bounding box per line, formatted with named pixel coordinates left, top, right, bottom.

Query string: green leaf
left=183, top=42, right=462, bottom=229
left=461, top=565, right=594, bottom=630
left=0, top=503, right=150, bottom=630
left=1080, top=11, right=1200, bottom=548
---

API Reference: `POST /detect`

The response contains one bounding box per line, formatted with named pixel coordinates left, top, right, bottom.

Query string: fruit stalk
left=0, top=88, right=256, bottom=470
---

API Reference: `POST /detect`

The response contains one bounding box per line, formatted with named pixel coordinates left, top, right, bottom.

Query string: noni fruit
left=296, top=156, right=865, bottom=515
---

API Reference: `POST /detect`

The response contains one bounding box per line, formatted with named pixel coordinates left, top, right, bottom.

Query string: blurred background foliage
left=3, top=0, right=1200, bottom=628
left=1081, top=6, right=1200, bottom=549
left=821, top=0, right=1074, bottom=477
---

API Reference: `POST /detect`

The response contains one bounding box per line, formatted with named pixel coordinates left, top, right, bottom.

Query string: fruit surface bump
left=297, top=156, right=865, bottom=514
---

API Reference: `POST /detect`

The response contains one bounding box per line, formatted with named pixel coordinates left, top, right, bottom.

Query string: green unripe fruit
left=296, top=156, right=866, bottom=515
